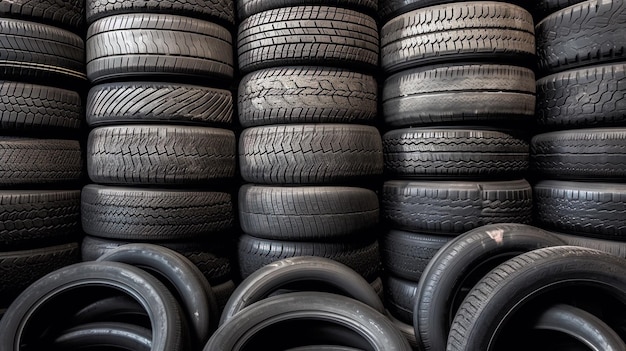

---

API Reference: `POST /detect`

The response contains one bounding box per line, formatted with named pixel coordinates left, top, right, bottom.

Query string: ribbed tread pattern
left=536, top=0, right=626, bottom=75
left=87, top=82, right=233, bottom=126
left=534, top=0, right=587, bottom=20
left=240, top=124, right=383, bottom=184
left=383, top=128, right=529, bottom=178
left=239, top=185, right=379, bottom=240
left=81, top=185, right=234, bottom=240
left=537, top=63, right=626, bottom=127
left=384, top=275, right=419, bottom=325
left=86, top=14, right=233, bottom=83
left=237, top=6, right=379, bottom=73
left=383, top=179, right=533, bottom=234
left=0, top=138, right=82, bottom=186
left=238, top=67, right=377, bottom=127
left=381, top=2, right=535, bottom=73
left=237, top=0, right=377, bottom=19
left=87, top=125, right=236, bottom=185
left=383, top=64, right=536, bottom=127
left=0, top=0, right=83, bottom=31
left=531, top=128, right=626, bottom=179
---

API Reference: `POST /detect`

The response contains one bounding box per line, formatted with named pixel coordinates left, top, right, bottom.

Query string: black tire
left=0, top=18, right=85, bottom=84
left=221, top=256, right=385, bottom=325
left=87, top=82, right=233, bottom=127
left=536, top=63, right=626, bottom=128
left=447, top=246, right=626, bottom=351
left=87, top=0, right=234, bottom=26
left=86, top=14, right=233, bottom=83
left=384, top=275, right=418, bottom=325
left=237, top=234, right=381, bottom=281
left=0, top=137, right=82, bottom=186
left=387, top=312, right=420, bottom=350
left=531, top=128, right=626, bottom=180
left=69, top=294, right=149, bottom=327
left=240, top=124, right=383, bottom=184
left=237, top=6, right=378, bottom=73
left=238, top=67, right=377, bottom=127
left=53, top=322, right=152, bottom=351
left=213, top=280, right=236, bottom=313
left=0, top=81, right=82, bottom=130
left=383, top=180, right=533, bottom=235
left=237, top=0, right=377, bottom=20
left=380, top=2, right=535, bottom=73
left=205, top=292, right=411, bottom=351
left=81, top=184, right=234, bottom=240
left=534, top=180, right=626, bottom=240
left=0, top=0, right=83, bottom=32
left=536, top=0, right=626, bottom=75
left=239, top=185, right=379, bottom=241
left=381, top=229, right=452, bottom=281
left=414, top=224, right=565, bottom=351
left=0, top=190, right=80, bottom=249
left=554, top=231, right=626, bottom=258
left=383, top=64, right=535, bottom=127
left=87, top=125, right=236, bottom=185
left=383, top=129, right=529, bottom=179
left=533, top=0, right=587, bottom=20
left=380, top=0, right=533, bottom=22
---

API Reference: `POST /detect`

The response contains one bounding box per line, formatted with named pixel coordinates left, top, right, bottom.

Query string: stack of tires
left=235, top=0, right=385, bottom=285
left=532, top=0, right=626, bottom=256
left=378, top=1, right=536, bottom=346
left=0, top=1, right=85, bottom=315
left=80, top=0, right=239, bottom=308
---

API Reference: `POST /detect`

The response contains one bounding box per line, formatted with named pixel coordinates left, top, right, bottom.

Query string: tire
left=237, top=6, right=378, bottom=73
left=237, top=0, right=377, bottom=20
left=0, top=0, right=83, bottom=32
left=221, top=256, right=385, bottom=325
left=414, top=223, right=565, bottom=351
left=0, top=190, right=80, bottom=249
left=238, top=67, right=377, bottom=127
left=383, top=64, right=536, bottom=127
left=536, top=63, right=626, bottom=128
left=213, top=280, right=236, bottom=313
left=531, top=128, right=626, bottom=180
left=536, top=0, right=626, bottom=75
left=381, top=230, right=452, bottom=281
left=533, top=0, right=587, bottom=20
left=81, top=184, right=234, bottom=240
left=447, top=246, right=626, bottom=351
left=0, top=18, right=85, bottom=84
left=205, top=292, right=411, bottom=351
left=53, top=322, right=152, bottom=351
left=87, top=125, right=236, bottom=185
left=0, top=137, right=82, bottom=186
left=554, top=231, right=626, bottom=258
left=239, top=185, right=379, bottom=241
left=0, top=81, right=82, bottom=130
left=384, top=275, right=418, bottom=325
left=87, top=82, right=233, bottom=127
left=382, top=180, right=533, bottom=235
left=534, top=180, right=626, bottom=240
left=240, top=124, right=383, bottom=184
left=69, top=294, right=149, bottom=327
left=237, top=234, right=381, bottom=281
left=381, top=2, right=535, bottom=73
left=380, top=0, right=532, bottom=22
left=387, top=312, right=420, bottom=350
left=383, top=129, right=529, bottom=179
left=86, top=14, right=233, bottom=83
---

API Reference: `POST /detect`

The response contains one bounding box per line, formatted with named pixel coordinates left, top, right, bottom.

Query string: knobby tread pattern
left=237, top=234, right=381, bottom=280
left=531, top=128, right=626, bottom=179
left=240, top=124, right=383, bottom=184
left=534, top=0, right=586, bottom=20
left=383, top=129, right=529, bottom=178
left=0, top=138, right=82, bottom=186
left=239, top=185, right=379, bottom=240
left=0, top=81, right=82, bottom=130
left=87, top=82, right=233, bottom=126
left=383, top=64, right=536, bottom=127
left=0, top=18, right=86, bottom=83
left=535, top=180, right=626, bottom=240
left=384, top=275, right=419, bottom=325
left=237, top=0, right=377, bottom=20
left=86, top=14, right=233, bottom=83
left=87, top=125, right=236, bottom=185
left=87, top=0, right=234, bottom=26
left=536, top=0, right=626, bottom=75
left=81, top=185, right=234, bottom=240
left=381, top=2, right=535, bottom=73
left=237, top=6, right=379, bottom=73
left=537, top=63, right=626, bottom=127
left=238, top=67, right=377, bottom=127
left=0, top=0, right=83, bottom=32
left=382, top=179, right=533, bottom=234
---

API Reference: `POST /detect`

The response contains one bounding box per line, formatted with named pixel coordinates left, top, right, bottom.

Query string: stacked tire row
left=0, top=1, right=85, bottom=314
left=235, top=0, right=385, bottom=285
left=80, top=0, right=239, bottom=309
left=532, top=0, right=626, bottom=257
left=378, top=1, right=536, bottom=347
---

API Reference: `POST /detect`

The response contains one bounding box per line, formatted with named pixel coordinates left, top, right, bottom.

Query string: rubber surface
left=0, top=0, right=83, bottom=31
left=554, top=231, right=626, bottom=258
left=237, top=0, right=377, bottom=20
left=385, top=275, right=419, bottom=325
left=534, top=0, right=587, bottom=20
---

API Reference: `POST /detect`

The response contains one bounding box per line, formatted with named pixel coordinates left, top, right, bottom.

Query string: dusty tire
left=237, top=0, right=377, bottom=19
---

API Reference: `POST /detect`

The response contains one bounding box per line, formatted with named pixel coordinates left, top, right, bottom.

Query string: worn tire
left=0, top=0, right=83, bottom=31
left=237, top=0, right=377, bottom=19
left=53, top=322, right=152, bottom=350
left=534, top=0, right=587, bottom=20
left=385, top=275, right=419, bottom=325
left=554, top=231, right=626, bottom=258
